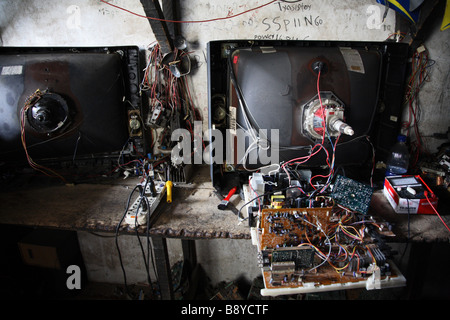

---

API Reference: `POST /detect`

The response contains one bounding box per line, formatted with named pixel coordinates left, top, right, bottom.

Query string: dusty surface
left=0, top=166, right=448, bottom=242
left=0, top=166, right=251, bottom=239
left=369, top=191, right=450, bottom=243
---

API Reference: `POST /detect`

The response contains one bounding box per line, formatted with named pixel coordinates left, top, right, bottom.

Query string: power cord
left=115, top=176, right=161, bottom=299
left=115, top=184, right=140, bottom=298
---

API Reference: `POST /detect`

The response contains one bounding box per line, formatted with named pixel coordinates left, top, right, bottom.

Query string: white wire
left=298, top=217, right=333, bottom=272
left=267, top=164, right=280, bottom=176
left=233, top=81, right=274, bottom=171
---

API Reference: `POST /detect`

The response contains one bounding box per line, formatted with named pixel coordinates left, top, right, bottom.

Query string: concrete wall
left=1, top=0, right=448, bottom=288
left=77, top=231, right=260, bottom=287
left=0, top=0, right=156, bottom=47
left=408, top=18, right=450, bottom=154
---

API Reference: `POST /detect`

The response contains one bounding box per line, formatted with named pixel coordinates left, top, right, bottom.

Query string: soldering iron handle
left=224, top=186, right=237, bottom=201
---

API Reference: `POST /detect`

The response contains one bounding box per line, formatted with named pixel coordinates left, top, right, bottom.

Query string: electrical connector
left=416, top=45, right=426, bottom=53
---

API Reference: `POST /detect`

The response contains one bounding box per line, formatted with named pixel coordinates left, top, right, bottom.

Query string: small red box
left=383, top=175, right=438, bottom=214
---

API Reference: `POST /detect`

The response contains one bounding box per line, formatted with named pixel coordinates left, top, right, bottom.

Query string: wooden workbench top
left=0, top=165, right=251, bottom=239
left=0, top=165, right=448, bottom=242
left=369, top=189, right=450, bottom=243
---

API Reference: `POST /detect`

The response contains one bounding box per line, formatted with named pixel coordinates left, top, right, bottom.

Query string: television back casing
left=0, top=46, right=143, bottom=167
left=207, top=40, right=409, bottom=191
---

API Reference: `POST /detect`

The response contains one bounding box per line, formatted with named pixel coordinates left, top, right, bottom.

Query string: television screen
left=0, top=46, right=143, bottom=180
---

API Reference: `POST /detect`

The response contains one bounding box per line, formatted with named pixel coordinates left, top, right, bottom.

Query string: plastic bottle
left=386, top=134, right=410, bottom=176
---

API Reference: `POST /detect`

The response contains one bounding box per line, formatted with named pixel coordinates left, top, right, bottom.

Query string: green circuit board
left=331, top=175, right=373, bottom=214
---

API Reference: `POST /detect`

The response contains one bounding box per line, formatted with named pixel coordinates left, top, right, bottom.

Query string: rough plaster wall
left=195, top=239, right=260, bottom=285
left=77, top=231, right=184, bottom=285
left=77, top=231, right=259, bottom=287
left=407, top=20, right=450, bottom=154
left=0, top=0, right=156, bottom=47
left=180, top=0, right=395, bottom=43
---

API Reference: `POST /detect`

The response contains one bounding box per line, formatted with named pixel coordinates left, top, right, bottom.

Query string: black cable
left=134, top=176, right=159, bottom=295
left=88, top=231, right=116, bottom=238
left=115, top=177, right=161, bottom=299
left=115, top=184, right=140, bottom=298
left=134, top=176, right=162, bottom=298
left=145, top=198, right=160, bottom=299
left=72, top=132, right=81, bottom=164
left=399, top=194, right=412, bottom=268
left=134, top=196, right=153, bottom=288
left=406, top=197, right=411, bottom=240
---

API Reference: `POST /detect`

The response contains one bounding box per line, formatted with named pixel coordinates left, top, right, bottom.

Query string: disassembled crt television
left=0, top=46, right=145, bottom=179
left=207, top=40, right=409, bottom=296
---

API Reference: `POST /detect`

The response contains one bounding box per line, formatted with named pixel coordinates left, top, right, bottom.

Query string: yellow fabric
left=441, top=0, right=450, bottom=31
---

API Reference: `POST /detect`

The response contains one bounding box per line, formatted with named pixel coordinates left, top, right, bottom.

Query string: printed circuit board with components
left=244, top=173, right=406, bottom=296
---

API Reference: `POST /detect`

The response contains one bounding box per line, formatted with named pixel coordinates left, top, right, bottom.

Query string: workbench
left=0, top=165, right=449, bottom=299
left=0, top=165, right=250, bottom=299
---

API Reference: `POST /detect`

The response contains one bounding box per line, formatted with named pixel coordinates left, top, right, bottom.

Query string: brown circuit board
left=261, top=265, right=398, bottom=290
left=256, top=208, right=402, bottom=290
left=258, top=207, right=332, bottom=249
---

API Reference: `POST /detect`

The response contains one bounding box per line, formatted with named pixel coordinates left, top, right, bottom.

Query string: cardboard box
left=383, top=175, right=439, bottom=214
left=18, top=229, right=79, bottom=269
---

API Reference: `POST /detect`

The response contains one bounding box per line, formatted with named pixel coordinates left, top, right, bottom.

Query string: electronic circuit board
left=258, top=207, right=332, bottom=250
left=331, top=175, right=373, bottom=214
left=259, top=260, right=405, bottom=294
left=253, top=206, right=406, bottom=296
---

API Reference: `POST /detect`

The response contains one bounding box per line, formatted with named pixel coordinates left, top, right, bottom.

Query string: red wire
left=425, top=192, right=450, bottom=233
left=316, top=70, right=327, bottom=145
left=99, top=0, right=277, bottom=24
left=309, top=133, right=340, bottom=191
left=405, top=50, right=430, bottom=169
left=282, top=68, right=329, bottom=171
left=308, top=69, right=332, bottom=189
left=281, top=143, right=323, bottom=169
